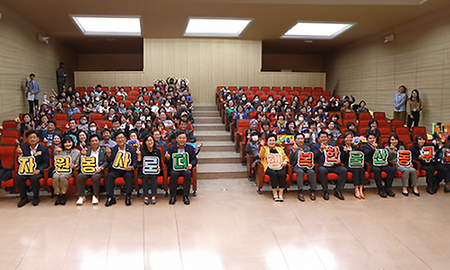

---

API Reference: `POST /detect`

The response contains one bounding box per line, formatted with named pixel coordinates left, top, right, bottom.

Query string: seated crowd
left=218, top=86, right=450, bottom=202
left=2, top=78, right=201, bottom=207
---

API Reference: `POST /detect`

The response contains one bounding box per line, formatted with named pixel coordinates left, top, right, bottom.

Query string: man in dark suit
left=16, top=130, right=50, bottom=207
left=165, top=131, right=197, bottom=205
left=311, top=131, right=347, bottom=200
left=131, top=119, right=149, bottom=139
left=76, top=134, right=109, bottom=205
left=105, top=131, right=137, bottom=206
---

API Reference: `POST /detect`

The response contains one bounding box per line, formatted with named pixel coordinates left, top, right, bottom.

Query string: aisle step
left=192, top=111, right=219, bottom=117
left=195, top=130, right=230, bottom=142
left=197, top=163, right=247, bottom=180
left=195, top=123, right=224, bottom=131
left=197, top=151, right=241, bottom=164
left=195, top=117, right=222, bottom=124
left=201, top=142, right=235, bottom=152
left=195, top=106, right=217, bottom=111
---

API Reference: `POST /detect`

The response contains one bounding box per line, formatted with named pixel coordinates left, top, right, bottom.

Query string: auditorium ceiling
left=2, top=0, right=450, bottom=54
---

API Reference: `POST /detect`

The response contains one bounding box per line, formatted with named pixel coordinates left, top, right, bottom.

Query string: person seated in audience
left=104, top=107, right=117, bottom=122
left=125, top=106, right=138, bottom=123
left=362, top=131, right=396, bottom=198
left=410, top=134, right=446, bottom=194
left=311, top=131, right=347, bottom=200
left=39, top=120, right=61, bottom=147
left=234, top=88, right=244, bottom=101
left=77, top=130, right=90, bottom=148
left=340, top=131, right=366, bottom=199
left=108, top=96, right=117, bottom=108
left=261, top=120, right=276, bottom=140
left=365, top=119, right=380, bottom=138
left=63, top=119, right=80, bottom=138
left=110, top=119, right=121, bottom=139
left=165, top=131, right=197, bottom=205
left=346, top=121, right=360, bottom=136
left=76, top=134, right=108, bottom=205
left=119, top=114, right=134, bottom=133
left=52, top=134, right=62, bottom=155
left=19, top=113, right=35, bottom=137
left=285, top=120, right=297, bottom=136
left=117, top=87, right=127, bottom=97
left=159, top=112, right=175, bottom=132
left=325, top=121, right=341, bottom=145
left=76, top=115, right=88, bottom=131
left=179, top=112, right=194, bottom=133
left=93, top=84, right=103, bottom=99
left=47, top=94, right=59, bottom=109
left=259, top=133, right=289, bottom=202
left=82, top=102, right=95, bottom=115
left=435, top=134, right=450, bottom=193
left=152, top=129, right=168, bottom=153
left=182, top=89, right=193, bottom=104
left=105, top=131, right=138, bottom=207
left=340, top=100, right=354, bottom=114
left=290, top=132, right=317, bottom=201
left=156, top=121, right=169, bottom=141
left=16, top=130, right=50, bottom=207
left=246, top=130, right=261, bottom=174
left=275, top=114, right=286, bottom=130
left=137, top=135, right=163, bottom=205
left=295, top=114, right=308, bottom=130
left=52, top=136, right=80, bottom=206
left=244, top=101, right=255, bottom=114
left=308, top=120, right=319, bottom=143
left=170, top=120, right=196, bottom=143
left=137, top=95, right=148, bottom=107
left=132, top=100, right=142, bottom=114
left=87, top=121, right=102, bottom=140
left=224, top=100, right=236, bottom=122
left=132, top=119, right=150, bottom=139
left=162, top=100, right=175, bottom=115
left=127, top=131, right=141, bottom=150
left=176, top=103, right=194, bottom=123
left=153, top=91, right=164, bottom=103
left=356, top=100, right=369, bottom=114
left=96, top=100, right=109, bottom=115
left=100, top=128, right=118, bottom=148
left=116, top=101, right=126, bottom=114
left=67, top=101, right=81, bottom=119
left=285, top=107, right=294, bottom=120
left=35, top=114, right=49, bottom=131
left=386, top=134, right=419, bottom=196
left=232, top=105, right=248, bottom=129
left=0, top=158, right=13, bottom=183
left=326, top=96, right=341, bottom=112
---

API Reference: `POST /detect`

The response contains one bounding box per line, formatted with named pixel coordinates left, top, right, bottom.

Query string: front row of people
left=16, top=130, right=197, bottom=207
left=259, top=130, right=450, bottom=202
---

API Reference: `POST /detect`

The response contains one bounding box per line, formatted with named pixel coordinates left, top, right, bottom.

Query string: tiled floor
left=0, top=179, right=449, bottom=270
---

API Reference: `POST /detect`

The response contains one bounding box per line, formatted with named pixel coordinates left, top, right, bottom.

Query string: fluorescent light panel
left=282, top=22, right=355, bottom=39
left=185, top=18, right=252, bottom=37
left=71, top=15, right=141, bottom=36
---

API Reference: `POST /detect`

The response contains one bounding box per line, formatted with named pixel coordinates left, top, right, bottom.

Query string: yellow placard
left=18, top=156, right=37, bottom=176
left=112, top=151, right=131, bottom=170
left=55, top=156, right=72, bottom=174
left=81, top=156, right=97, bottom=174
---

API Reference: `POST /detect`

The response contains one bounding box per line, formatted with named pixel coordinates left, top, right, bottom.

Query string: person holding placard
left=410, top=134, right=446, bottom=194
left=362, top=131, right=396, bottom=198
left=138, top=135, right=162, bottom=205
left=312, top=131, right=347, bottom=200
left=259, top=133, right=289, bottom=202
left=385, top=134, right=419, bottom=196
left=165, top=131, right=197, bottom=205
left=16, top=130, right=50, bottom=207
left=340, top=131, right=366, bottom=199
left=52, top=136, right=80, bottom=205
left=105, top=131, right=138, bottom=207
left=435, top=134, right=450, bottom=193
left=289, top=133, right=317, bottom=201
left=76, top=134, right=108, bottom=205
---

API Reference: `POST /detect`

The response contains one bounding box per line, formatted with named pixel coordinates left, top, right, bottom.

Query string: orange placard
left=397, top=150, right=412, bottom=167
left=420, top=146, right=434, bottom=163
left=267, top=153, right=283, bottom=170
left=442, top=148, right=450, bottom=164
left=324, top=145, right=340, bottom=167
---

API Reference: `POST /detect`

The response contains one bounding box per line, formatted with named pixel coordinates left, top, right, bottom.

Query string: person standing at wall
left=407, top=89, right=423, bottom=131
left=393, top=85, right=407, bottom=124
left=25, top=73, right=41, bottom=115
left=56, top=62, right=66, bottom=95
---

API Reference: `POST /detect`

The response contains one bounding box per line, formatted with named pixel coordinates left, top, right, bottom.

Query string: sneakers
left=92, top=196, right=99, bottom=205
left=76, top=197, right=86, bottom=205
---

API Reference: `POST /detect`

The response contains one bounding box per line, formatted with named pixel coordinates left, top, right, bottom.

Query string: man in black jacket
left=165, top=131, right=197, bottom=205
left=105, top=131, right=138, bottom=207
left=16, top=130, right=50, bottom=207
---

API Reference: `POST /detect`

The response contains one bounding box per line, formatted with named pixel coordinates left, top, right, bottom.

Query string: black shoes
left=402, top=191, right=409, bottom=197
left=18, top=197, right=30, bottom=208
left=444, top=185, right=450, bottom=193
left=151, top=197, right=156, bottom=205
left=334, top=190, right=345, bottom=200
left=169, top=196, right=176, bottom=205
left=55, top=195, right=61, bottom=205
left=144, top=198, right=150, bottom=205
left=32, top=197, right=40, bottom=206
left=378, top=189, right=387, bottom=198
left=60, top=194, right=66, bottom=205
left=183, top=196, right=190, bottom=205
left=298, top=192, right=305, bottom=202
left=105, top=197, right=116, bottom=207
left=426, top=184, right=434, bottom=195
left=412, top=191, right=420, bottom=196
left=125, top=196, right=131, bottom=206
left=323, top=191, right=329, bottom=201
left=310, top=191, right=316, bottom=201
left=386, top=188, right=395, bottom=197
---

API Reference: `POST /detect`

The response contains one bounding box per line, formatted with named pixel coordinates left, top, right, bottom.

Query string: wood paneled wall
left=75, top=39, right=326, bottom=105
left=0, top=4, right=77, bottom=123
left=78, top=54, right=143, bottom=71
left=326, top=8, right=450, bottom=132
left=262, top=53, right=324, bottom=72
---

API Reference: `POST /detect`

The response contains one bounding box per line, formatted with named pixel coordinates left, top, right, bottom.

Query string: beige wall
left=0, top=4, right=77, bottom=123
left=325, top=7, right=450, bottom=132
left=262, top=53, right=324, bottom=72
left=78, top=54, right=143, bottom=71
left=75, top=39, right=326, bottom=106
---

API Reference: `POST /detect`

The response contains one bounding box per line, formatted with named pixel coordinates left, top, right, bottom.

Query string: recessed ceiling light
left=184, top=18, right=252, bottom=37
left=70, top=15, right=141, bottom=36
left=282, top=21, right=356, bottom=39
